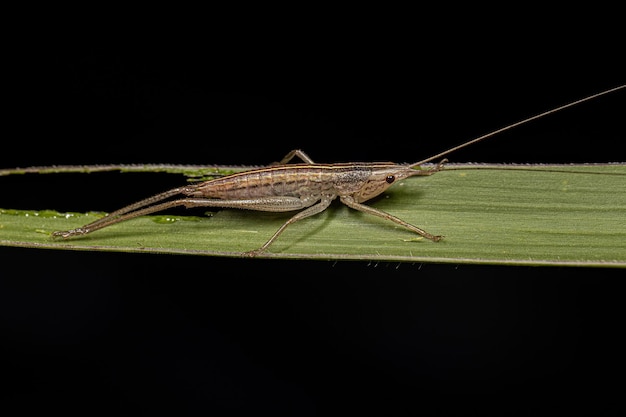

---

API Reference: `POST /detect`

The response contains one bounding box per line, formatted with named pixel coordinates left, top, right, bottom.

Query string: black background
left=2, top=30, right=625, bottom=416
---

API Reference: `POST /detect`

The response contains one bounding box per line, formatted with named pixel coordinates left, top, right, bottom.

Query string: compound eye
left=386, top=175, right=395, bottom=184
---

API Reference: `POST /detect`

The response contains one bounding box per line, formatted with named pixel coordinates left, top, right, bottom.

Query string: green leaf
left=1, top=164, right=625, bottom=267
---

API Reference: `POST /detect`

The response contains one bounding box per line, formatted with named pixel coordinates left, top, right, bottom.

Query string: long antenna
left=410, top=84, right=626, bottom=167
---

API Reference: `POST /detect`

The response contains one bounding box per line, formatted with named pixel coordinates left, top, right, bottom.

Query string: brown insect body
left=52, top=152, right=443, bottom=256
left=186, top=162, right=427, bottom=204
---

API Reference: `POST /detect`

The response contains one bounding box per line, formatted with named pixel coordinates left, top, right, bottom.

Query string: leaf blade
left=1, top=164, right=625, bottom=267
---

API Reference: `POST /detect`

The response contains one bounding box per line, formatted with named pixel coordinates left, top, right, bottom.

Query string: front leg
left=340, top=195, right=443, bottom=242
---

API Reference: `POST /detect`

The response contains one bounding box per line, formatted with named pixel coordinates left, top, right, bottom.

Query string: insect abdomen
left=189, top=166, right=352, bottom=199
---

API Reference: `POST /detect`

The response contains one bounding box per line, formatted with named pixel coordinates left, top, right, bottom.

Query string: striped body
left=51, top=150, right=445, bottom=252
left=184, top=162, right=428, bottom=205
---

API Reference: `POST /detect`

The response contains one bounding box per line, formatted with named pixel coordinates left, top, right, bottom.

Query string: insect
left=52, top=84, right=625, bottom=256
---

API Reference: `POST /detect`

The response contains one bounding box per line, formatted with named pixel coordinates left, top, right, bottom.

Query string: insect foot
left=51, top=228, right=86, bottom=239
left=242, top=248, right=265, bottom=258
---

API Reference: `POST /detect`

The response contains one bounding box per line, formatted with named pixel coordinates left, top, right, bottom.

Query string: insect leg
left=52, top=188, right=187, bottom=238
left=244, top=196, right=335, bottom=256
left=340, top=195, right=443, bottom=242
left=52, top=195, right=312, bottom=239
left=68, top=188, right=187, bottom=231
left=274, top=149, right=315, bottom=165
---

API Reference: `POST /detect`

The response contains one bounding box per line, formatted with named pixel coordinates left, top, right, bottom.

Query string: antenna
left=410, top=84, right=625, bottom=167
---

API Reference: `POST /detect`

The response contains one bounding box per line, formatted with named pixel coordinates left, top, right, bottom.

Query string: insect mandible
left=52, top=84, right=626, bottom=257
